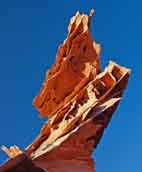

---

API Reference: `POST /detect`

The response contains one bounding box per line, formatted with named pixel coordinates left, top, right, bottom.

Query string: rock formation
left=0, top=9, right=130, bottom=172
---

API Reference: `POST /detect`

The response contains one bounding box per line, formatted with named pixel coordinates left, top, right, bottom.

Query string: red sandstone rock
left=33, top=10, right=100, bottom=118
left=0, top=10, right=130, bottom=172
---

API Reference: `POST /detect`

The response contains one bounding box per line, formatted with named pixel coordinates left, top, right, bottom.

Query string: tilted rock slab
left=0, top=9, right=130, bottom=172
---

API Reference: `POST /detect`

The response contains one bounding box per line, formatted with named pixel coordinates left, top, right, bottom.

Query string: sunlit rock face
left=0, top=9, right=130, bottom=172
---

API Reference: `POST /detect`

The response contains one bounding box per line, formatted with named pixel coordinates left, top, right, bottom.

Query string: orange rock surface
left=0, top=10, right=130, bottom=172
left=33, top=10, right=100, bottom=118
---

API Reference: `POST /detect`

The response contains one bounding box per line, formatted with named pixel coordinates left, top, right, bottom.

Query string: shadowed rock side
left=0, top=10, right=130, bottom=172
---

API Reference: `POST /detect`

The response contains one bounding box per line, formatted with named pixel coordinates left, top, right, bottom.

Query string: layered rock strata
left=0, top=10, right=130, bottom=172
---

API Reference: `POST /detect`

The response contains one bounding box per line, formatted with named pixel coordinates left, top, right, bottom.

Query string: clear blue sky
left=0, top=0, right=141, bottom=171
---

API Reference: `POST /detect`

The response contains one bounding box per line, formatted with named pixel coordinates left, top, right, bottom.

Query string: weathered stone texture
left=0, top=10, right=130, bottom=172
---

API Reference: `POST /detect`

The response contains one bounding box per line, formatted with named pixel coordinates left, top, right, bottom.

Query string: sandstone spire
left=0, top=10, right=130, bottom=172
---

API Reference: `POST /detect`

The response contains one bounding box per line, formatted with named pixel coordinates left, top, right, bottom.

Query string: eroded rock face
left=33, top=10, right=100, bottom=118
left=0, top=10, right=130, bottom=172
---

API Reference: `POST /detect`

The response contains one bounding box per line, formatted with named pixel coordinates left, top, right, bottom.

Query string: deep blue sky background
left=0, top=0, right=141, bottom=171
